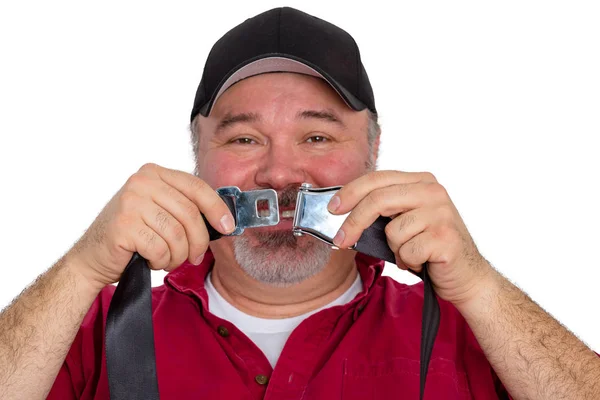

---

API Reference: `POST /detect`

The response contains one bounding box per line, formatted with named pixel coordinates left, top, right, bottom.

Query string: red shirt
left=48, top=251, right=510, bottom=399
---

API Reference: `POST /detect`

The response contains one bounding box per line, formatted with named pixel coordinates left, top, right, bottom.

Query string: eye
left=230, top=137, right=257, bottom=145
left=306, top=135, right=328, bottom=143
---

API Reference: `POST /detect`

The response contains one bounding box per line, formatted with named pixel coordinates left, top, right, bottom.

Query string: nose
left=254, top=142, right=307, bottom=190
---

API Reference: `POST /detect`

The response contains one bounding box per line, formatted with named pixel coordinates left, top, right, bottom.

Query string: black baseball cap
left=190, top=7, right=377, bottom=121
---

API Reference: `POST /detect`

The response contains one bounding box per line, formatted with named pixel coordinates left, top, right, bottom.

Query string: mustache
left=276, top=185, right=298, bottom=209
left=247, top=185, right=299, bottom=212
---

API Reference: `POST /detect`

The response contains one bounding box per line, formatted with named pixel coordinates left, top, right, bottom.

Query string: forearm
left=456, top=267, right=600, bottom=400
left=0, top=254, right=102, bottom=400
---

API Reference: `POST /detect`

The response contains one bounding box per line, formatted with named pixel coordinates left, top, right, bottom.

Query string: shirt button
left=354, top=303, right=365, bottom=321
left=255, top=374, right=269, bottom=385
left=217, top=326, right=229, bottom=337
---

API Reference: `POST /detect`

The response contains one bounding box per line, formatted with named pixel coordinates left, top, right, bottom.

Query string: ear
left=366, top=131, right=381, bottom=172
left=372, top=134, right=381, bottom=165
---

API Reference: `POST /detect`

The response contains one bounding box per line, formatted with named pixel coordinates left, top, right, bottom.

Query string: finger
left=332, top=183, right=441, bottom=248
left=398, top=231, right=443, bottom=273
left=126, top=221, right=172, bottom=271
left=385, top=208, right=431, bottom=256
left=151, top=181, right=209, bottom=265
left=328, top=170, right=438, bottom=215
left=139, top=163, right=235, bottom=235
left=140, top=202, right=190, bottom=271
left=394, top=254, right=411, bottom=271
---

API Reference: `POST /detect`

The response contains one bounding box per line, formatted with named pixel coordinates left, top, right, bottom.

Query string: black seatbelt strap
left=354, top=216, right=440, bottom=400
left=105, top=253, right=159, bottom=399
left=105, top=196, right=236, bottom=400
left=106, top=197, right=440, bottom=400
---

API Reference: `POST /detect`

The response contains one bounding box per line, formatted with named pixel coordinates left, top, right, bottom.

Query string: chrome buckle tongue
left=292, top=183, right=350, bottom=247
left=216, top=186, right=279, bottom=235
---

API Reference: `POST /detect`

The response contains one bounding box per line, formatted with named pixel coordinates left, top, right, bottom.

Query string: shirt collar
left=164, top=249, right=385, bottom=304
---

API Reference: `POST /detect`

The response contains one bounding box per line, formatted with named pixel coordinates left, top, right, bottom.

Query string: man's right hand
left=67, top=163, right=235, bottom=290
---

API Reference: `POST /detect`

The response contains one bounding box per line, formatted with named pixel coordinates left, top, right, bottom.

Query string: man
left=0, top=6, right=598, bottom=400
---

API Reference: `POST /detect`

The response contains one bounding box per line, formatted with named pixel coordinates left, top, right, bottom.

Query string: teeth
left=257, top=209, right=295, bottom=218
left=281, top=210, right=295, bottom=218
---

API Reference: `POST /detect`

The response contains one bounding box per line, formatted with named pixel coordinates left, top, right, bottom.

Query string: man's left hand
left=328, top=170, right=494, bottom=305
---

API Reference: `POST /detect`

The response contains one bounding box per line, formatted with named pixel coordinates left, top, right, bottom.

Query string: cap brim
left=199, top=55, right=367, bottom=117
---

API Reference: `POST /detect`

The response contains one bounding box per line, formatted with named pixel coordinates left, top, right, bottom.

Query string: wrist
left=61, top=252, right=108, bottom=295
left=452, top=265, right=504, bottom=319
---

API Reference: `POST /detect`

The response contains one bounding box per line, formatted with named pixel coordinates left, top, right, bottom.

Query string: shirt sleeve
left=491, top=368, right=512, bottom=400
left=47, top=361, right=78, bottom=399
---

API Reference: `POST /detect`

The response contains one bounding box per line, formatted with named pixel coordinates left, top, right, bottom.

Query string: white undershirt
left=205, top=272, right=363, bottom=368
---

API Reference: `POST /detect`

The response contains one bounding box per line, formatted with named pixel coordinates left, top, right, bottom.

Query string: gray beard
left=232, top=231, right=332, bottom=287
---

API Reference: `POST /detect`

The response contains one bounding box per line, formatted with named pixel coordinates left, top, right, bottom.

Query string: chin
left=231, top=230, right=333, bottom=286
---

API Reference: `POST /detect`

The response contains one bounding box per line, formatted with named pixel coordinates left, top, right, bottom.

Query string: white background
left=1, top=1, right=599, bottom=352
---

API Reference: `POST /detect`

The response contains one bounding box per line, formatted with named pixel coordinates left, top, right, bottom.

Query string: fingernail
left=193, top=254, right=204, bottom=265
left=220, top=214, right=235, bottom=233
left=328, top=195, right=341, bottom=213
left=333, top=229, right=345, bottom=247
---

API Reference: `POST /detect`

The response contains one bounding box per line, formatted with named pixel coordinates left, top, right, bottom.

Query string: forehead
left=210, top=72, right=352, bottom=116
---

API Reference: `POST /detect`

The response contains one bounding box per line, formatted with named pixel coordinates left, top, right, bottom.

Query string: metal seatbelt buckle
left=222, top=184, right=351, bottom=249
left=216, top=186, right=279, bottom=235
left=291, top=183, right=350, bottom=248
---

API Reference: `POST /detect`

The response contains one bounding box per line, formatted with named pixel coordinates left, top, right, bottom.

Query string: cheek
left=197, top=151, right=257, bottom=189
left=306, top=149, right=370, bottom=187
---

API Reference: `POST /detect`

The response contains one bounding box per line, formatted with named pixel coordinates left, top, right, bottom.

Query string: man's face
left=195, top=72, right=376, bottom=285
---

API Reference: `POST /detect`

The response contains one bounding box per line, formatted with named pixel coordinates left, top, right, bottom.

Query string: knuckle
left=344, top=212, right=360, bottom=229
left=155, top=209, right=171, bottom=233
left=384, top=222, right=399, bottom=240
left=393, top=184, right=409, bottom=197
left=126, top=172, right=150, bottom=188
left=152, top=243, right=170, bottom=267
left=384, top=222, right=394, bottom=237
left=398, top=244, right=415, bottom=264
left=114, top=213, right=133, bottom=230
left=372, top=185, right=396, bottom=204
left=170, top=222, right=186, bottom=241
left=118, top=191, right=140, bottom=212
left=188, top=176, right=208, bottom=193
left=183, top=201, right=201, bottom=222
left=138, top=226, right=154, bottom=246
left=139, top=162, right=159, bottom=173
left=422, top=171, right=437, bottom=182
left=208, top=195, right=227, bottom=215
left=338, top=183, right=358, bottom=202
left=437, top=248, right=454, bottom=265
left=437, top=224, right=457, bottom=243
left=372, top=170, right=390, bottom=185
left=400, top=252, right=422, bottom=268
left=373, top=170, right=388, bottom=179
left=366, top=190, right=384, bottom=209
left=438, top=204, right=455, bottom=221
left=428, top=182, right=448, bottom=198
left=399, top=238, right=423, bottom=261
left=140, top=228, right=168, bottom=263
left=165, top=185, right=179, bottom=200
left=385, top=213, right=415, bottom=238
left=398, top=212, right=417, bottom=231
left=409, top=240, right=423, bottom=256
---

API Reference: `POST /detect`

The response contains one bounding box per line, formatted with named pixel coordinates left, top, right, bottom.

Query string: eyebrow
left=215, top=108, right=346, bottom=134
left=296, top=109, right=346, bottom=128
left=216, top=112, right=261, bottom=134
